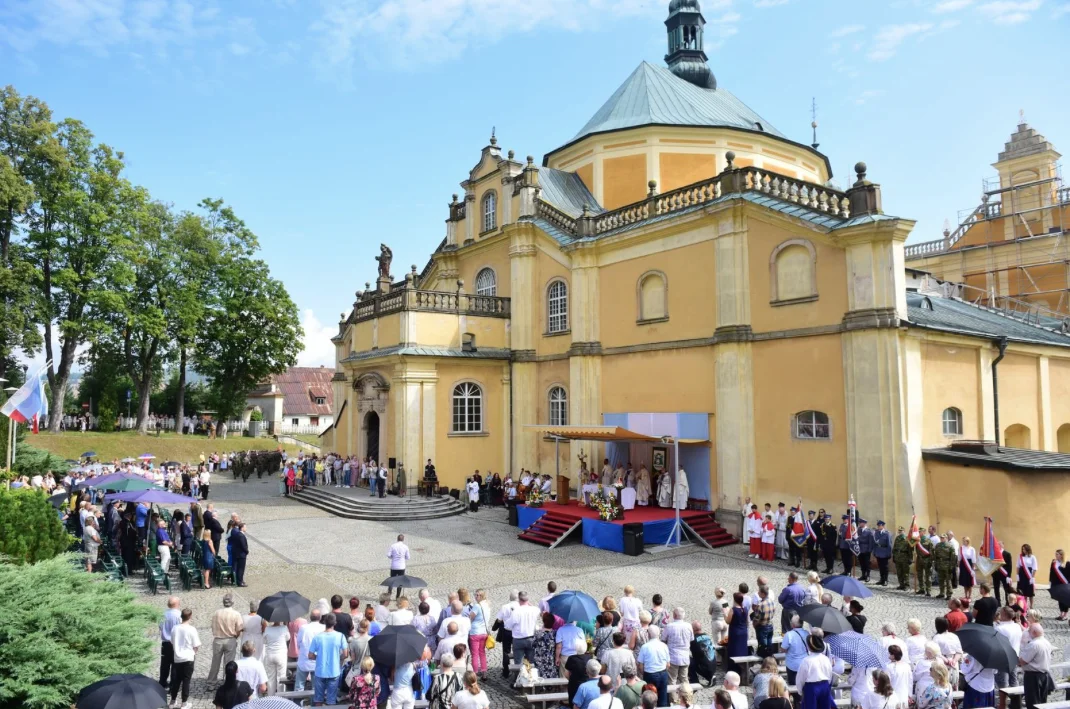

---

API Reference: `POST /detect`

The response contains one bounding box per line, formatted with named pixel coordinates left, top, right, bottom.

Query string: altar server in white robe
left=673, top=468, right=689, bottom=510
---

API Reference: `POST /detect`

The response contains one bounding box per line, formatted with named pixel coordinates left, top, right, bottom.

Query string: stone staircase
left=290, top=487, right=466, bottom=521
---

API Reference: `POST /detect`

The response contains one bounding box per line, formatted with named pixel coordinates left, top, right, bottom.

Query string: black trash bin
left=508, top=504, right=519, bottom=527
left=622, top=523, right=644, bottom=556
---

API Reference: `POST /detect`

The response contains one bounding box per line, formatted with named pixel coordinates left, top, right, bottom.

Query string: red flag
left=980, top=516, right=1004, bottom=560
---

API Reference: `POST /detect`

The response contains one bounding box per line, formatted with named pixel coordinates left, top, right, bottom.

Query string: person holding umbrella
left=961, top=653, right=997, bottom=709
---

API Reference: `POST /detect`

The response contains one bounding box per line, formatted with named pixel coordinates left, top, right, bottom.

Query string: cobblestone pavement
left=133, top=475, right=1069, bottom=708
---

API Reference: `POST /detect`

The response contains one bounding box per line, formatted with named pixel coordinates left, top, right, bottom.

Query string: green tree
left=150, top=370, right=209, bottom=419
left=28, top=119, right=134, bottom=431
left=195, top=256, right=302, bottom=423
left=0, top=554, right=159, bottom=709
left=0, top=487, right=72, bottom=563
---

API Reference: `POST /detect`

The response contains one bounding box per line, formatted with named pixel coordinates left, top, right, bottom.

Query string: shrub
left=0, top=554, right=159, bottom=709
left=97, top=398, right=117, bottom=433
left=249, top=407, right=264, bottom=422
left=12, top=443, right=69, bottom=478
left=0, top=487, right=74, bottom=564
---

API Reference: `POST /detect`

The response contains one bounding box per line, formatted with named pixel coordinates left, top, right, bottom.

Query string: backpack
left=411, top=666, right=424, bottom=694
left=428, top=672, right=461, bottom=709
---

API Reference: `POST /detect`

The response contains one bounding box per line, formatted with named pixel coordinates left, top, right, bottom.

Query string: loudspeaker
left=388, top=457, right=397, bottom=469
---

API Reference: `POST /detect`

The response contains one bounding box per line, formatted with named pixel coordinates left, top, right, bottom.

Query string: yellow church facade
left=324, top=0, right=1070, bottom=555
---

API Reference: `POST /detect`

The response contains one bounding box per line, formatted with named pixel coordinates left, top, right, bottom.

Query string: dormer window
left=482, top=192, right=497, bottom=232
left=315, top=397, right=326, bottom=406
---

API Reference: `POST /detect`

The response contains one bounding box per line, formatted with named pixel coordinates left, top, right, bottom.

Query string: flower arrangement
left=590, top=492, right=615, bottom=521
left=527, top=484, right=545, bottom=507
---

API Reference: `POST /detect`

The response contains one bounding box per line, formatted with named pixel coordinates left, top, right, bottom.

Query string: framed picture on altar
left=651, top=446, right=668, bottom=474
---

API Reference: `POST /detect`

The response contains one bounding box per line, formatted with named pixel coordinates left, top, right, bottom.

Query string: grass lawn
left=28, top=430, right=299, bottom=464
left=291, top=434, right=322, bottom=447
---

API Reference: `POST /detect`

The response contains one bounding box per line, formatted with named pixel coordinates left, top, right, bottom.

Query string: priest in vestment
left=636, top=465, right=651, bottom=505
left=673, top=468, right=689, bottom=510
left=656, top=471, right=673, bottom=507
left=601, top=459, right=614, bottom=486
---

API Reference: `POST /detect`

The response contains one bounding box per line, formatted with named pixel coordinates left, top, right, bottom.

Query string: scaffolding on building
left=905, top=163, right=1070, bottom=314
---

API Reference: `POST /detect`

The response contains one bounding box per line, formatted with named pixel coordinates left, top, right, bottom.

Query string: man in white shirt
left=721, top=672, right=749, bottom=709
left=588, top=676, right=624, bottom=709
left=419, top=589, right=442, bottom=624
left=389, top=597, right=415, bottom=626
left=435, top=621, right=468, bottom=663
left=235, top=640, right=269, bottom=698
left=387, top=534, right=410, bottom=599
left=995, top=607, right=1024, bottom=688
left=437, top=601, right=471, bottom=638
left=169, top=609, right=201, bottom=709
left=496, top=590, right=520, bottom=677
left=507, top=591, right=541, bottom=667
left=295, top=610, right=325, bottom=692
left=661, top=608, right=694, bottom=685
left=1019, top=623, right=1054, bottom=709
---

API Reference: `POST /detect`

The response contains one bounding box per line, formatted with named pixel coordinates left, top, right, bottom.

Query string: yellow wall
left=601, top=348, right=717, bottom=413
left=920, top=342, right=982, bottom=445
left=603, top=154, right=648, bottom=210
left=408, top=312, right=509, bottom=350
left=659, top=152, right=716, bottom=193
left=378, top=313, right=400, bottom=348
left=751, top=334, right=848, bottom=512
left=434, top=360, right=506, bottom=488
left=456, top=234, right=512, bottom=298
left=999, top=354, right=1039, bottom=441
left=598, top=236, right=717, bottom=348
left=535, top=249, right=572, bottom=356
left=576, top=163, right=594, bottom=194
left=748, top=217, right=849, bottom=333
left=924, top=460, right=1070, bottom=564
left=1050, top=358, right=1070, bottom=439
left=535, top=359, right=571, bottom=474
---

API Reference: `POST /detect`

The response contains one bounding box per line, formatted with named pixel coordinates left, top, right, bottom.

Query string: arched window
left=942, top=407, right=963, bottom=436
left=637, top=271, right=668, bottom=322
left=547, top=280, right=568, bottom=333
left=482, top=192, right=497, bottom=232
left=475, top=268, right=497, bottom=297
left=1058, top=423, right=1070, bottom=453
left=794, top=410, right=830, bottom=440
left=770, top=239, right=817, bottom=304
left=548, top=386, right=568, bottom=426
left=452, top=382, right=483, bottom=433
left=1004, top=423, right=1031, bottom=449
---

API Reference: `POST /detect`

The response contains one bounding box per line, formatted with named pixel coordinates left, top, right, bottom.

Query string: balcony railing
left=349, top=288, right=510, bottom=325
left=534, top=165, right=853, bottom=240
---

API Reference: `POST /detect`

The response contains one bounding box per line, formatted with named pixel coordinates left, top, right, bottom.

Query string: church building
left=324, top=0, right=1070, bottom=554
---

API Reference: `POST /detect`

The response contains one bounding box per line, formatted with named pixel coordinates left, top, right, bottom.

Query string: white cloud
left=854, top=89, right=885, bottom=105
left=867, top=22, right=933, bottom=61
left=754, top=0, right=789, bottom=6
left=978, top=0, right=1043, bottom=23
left=312, top=0, right=678, bottom=72
left=830, top=24, right=865, bottom=37
left=297, top=309, right=338, bottom=368
left=932, top=0, right=975, bottom=12
left=0, top=0, right=259, bottom=58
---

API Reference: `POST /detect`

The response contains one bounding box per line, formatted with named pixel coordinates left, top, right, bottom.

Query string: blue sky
left=3, top=0, right=1068, bottom=368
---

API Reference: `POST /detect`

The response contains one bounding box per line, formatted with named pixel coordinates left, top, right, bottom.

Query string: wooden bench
left=527, top=691, right=568, bottom=707
left=1001, top=685, right=1025, bottom=709
left=729, top=655, right=762, bottom=684
left=1035, top=702, right=1070, bottom=709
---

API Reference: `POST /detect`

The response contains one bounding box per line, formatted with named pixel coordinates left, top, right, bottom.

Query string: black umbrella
left=257, top=591, right=311, bottom=623
left=380, top=574, right=427, bottom=590
left=955, top=624, right=1018, bottom=673
left=77, top=673, right=168, bottom=709
left=369, top=625, right=428, bottom=667
left=163, top=461, right=182, bottom=468
left=1048, top=584, right=1070, bottom=606
left=798, top=604, right=854, bottom=634
left=48, top=490, right=70, bottom=508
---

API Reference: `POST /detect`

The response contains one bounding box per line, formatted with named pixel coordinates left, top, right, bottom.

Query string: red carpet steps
left=682, top=513, right=736, bottom=548
left=517, top=511, right=582, bottom=548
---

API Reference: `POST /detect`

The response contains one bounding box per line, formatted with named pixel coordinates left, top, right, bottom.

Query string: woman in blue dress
left=725, top=591, right=749, bottom=673
left=201, top=529, right=216, bottom=589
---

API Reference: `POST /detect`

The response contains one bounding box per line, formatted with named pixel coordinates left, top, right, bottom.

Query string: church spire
left=665, top=0, right=716, bottom=89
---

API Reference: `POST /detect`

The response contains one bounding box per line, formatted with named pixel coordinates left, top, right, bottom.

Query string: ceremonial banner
left=976, top=516, right=1004, bottom=577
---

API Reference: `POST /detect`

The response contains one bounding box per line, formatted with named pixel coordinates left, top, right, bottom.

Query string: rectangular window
left=291, top=418, right=299, bottom=426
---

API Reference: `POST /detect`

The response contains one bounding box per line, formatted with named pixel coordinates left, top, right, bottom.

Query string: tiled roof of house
left=250, top=366, right=335, bottom=416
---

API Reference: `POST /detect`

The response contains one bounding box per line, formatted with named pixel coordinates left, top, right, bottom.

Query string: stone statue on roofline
left=376, top=244, right=393, bottom=278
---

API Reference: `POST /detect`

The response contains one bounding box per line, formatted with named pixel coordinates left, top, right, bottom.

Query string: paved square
left=135, top=475, right=1069, bottom=708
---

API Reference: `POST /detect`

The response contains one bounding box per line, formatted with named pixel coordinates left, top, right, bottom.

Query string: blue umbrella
left=825, top=631, right=887, bottom=669
left=81, top=451, right=97, bottom=458
left=547, top=591, right=601, bottom=624
left=822, top=574, right=873, bottom=598
left=105, top=489, right=198, bottom=505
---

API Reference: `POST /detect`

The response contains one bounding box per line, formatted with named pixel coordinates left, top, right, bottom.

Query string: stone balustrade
left=349, top=288, right=510, bottom=325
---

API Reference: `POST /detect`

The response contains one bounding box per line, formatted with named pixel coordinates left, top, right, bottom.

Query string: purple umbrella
left=75, top=472, right=136, bottom=489
left=105, top=489, right=199, bottom=505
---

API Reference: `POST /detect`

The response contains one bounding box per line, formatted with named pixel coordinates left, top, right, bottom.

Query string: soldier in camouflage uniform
left=893, top=526, right=913, bottom=591
left=913, top=530, right=935, bottom=596
left=933, top=533, right=957, bottom=599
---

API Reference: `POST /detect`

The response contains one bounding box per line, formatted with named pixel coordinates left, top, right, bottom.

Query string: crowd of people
left=154, top=572, right=1068, bottom=709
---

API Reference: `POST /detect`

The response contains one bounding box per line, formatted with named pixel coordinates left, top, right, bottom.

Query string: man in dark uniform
left=992, top=547, right=1014, bottom=605
left=820, top=513, right=837, bottom=574
left=856, top=518, right=874, bottom=582
left=806, top=510, right=820, bottom=571
left=838, top=515, right=855, bottom=576
left=872, top=520, right=892, bottom=586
